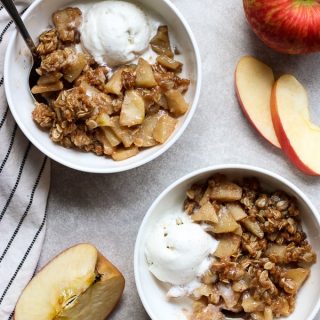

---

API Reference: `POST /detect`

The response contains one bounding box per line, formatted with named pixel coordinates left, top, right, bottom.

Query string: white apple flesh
left=14, top=243, right=125, bottom=320
left=235, top=56, right=280, bottom=148
left=271, top=74, right=320, bottom=175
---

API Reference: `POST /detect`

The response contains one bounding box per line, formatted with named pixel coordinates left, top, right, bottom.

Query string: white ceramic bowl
left=134, top=164, right=320, bottom=320
left=4, top=0, right=201, bottom=173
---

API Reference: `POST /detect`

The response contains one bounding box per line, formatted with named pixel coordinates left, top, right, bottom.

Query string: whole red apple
left=243, top=0, right=320, bottom=54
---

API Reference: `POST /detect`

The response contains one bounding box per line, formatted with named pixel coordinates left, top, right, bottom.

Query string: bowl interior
left=5, top=0, right=200, bottom=173
left=135, top=166, right=320, bottom=320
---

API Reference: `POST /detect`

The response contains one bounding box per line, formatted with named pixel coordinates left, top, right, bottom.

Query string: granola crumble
left=184, top=175, right=316, bottom=320
left=31, top=8, right=190, bottom=161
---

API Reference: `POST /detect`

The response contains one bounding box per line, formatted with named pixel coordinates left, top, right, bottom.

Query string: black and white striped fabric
left=0, top=2, right=50, bottom=319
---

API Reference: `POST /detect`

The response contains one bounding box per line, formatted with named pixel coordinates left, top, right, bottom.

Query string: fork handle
left=1, top=0, right=37, bottom=58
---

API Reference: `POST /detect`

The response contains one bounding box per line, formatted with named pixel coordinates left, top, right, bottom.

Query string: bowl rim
left=4, top=0, right=202, bottom=173
left=134, top=164, right=320, bottom=320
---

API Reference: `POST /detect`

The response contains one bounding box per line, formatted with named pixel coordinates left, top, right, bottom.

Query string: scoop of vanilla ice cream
left=145, top=214, right=219, bottom=287
left=80, top=1, right=151, bottom=67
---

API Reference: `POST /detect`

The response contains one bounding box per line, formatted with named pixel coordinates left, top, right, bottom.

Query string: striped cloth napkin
left=0, top=1, right=50, bottom=319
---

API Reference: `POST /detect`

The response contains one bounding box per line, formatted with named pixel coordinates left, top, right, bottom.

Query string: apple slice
left=271, top=74, right=320, bottom=175
left=14, top=243, right=125, bottom=320
left=235, top=56, right=280, bottom=148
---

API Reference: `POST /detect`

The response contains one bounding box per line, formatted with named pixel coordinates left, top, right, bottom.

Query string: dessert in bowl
left=134, top=165, right=320, bottom=320
left=4, top=0, right=201, bottom=173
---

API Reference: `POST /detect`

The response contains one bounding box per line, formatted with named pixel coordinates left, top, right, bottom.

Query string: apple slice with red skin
left=243, top=0, right=320, bottom=54
left=235, top=56, right=280, bottom=148
left=271, top=74, right=320, bottom=175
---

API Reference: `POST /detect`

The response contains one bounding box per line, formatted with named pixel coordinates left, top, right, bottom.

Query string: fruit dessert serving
left=31, top=1, right=191, bottom=161
left=145, top=174, right=317, bottom=320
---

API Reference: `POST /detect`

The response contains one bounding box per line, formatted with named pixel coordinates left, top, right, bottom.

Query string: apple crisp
left=184, top=174, right=316, bottom=320
left=31, top=7, right=190, bottom=161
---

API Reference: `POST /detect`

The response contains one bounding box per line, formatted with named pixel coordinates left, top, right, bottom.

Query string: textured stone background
left=39, top=1, right=320, bottom=319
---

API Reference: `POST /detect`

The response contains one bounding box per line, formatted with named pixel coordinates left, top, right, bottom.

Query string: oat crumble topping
left=184, top=174, right=316, bottom=320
